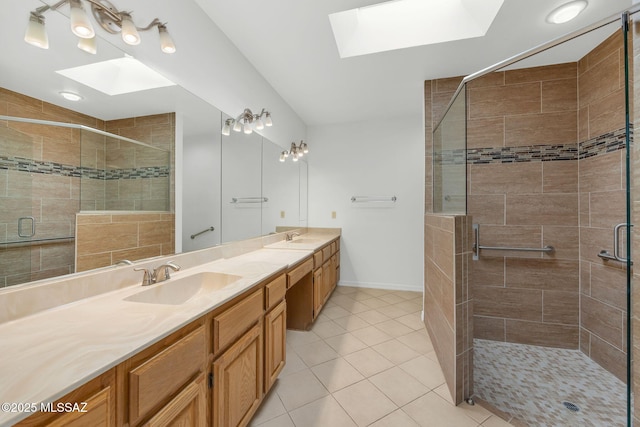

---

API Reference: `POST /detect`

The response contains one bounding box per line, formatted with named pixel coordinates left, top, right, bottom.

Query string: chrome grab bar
left=598, top=223, right=633, bottom=264
left=472, top=224, right=554, bottom=261
left=351, top=196, right=397, bottom=203
left=2, top=236, right=75, bottom=247
left=17, top=216, right=35, bottom=238
left=190, top=226, right=215, bottom=240
left=231, top=197, right=268, bottom=204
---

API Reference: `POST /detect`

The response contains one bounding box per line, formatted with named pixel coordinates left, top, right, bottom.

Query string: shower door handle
left=600, top=223, right=633, bottom=264
left=613, top=223, right=632, bottom=263
left=17, top=216, right=36, bottom=238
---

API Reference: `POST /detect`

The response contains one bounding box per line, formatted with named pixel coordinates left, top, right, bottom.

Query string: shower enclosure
left=427, top=7, right=638, bottom=427
left=0, top=115, right=170, bottom=287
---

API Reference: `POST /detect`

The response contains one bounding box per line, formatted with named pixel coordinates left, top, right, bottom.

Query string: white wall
left=129, top=0, right=307, bottom=149
left=307, top=116, right=424, bottom=291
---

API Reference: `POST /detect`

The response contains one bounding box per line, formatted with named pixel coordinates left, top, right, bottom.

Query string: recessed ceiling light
left=546, top=1, right=588, bottom=24
left=59, top=91, right=83, bottom=101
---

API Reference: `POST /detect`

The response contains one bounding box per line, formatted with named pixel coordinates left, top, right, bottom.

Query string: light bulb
left=293, top=153, right=298, bottom=162
left=24, top=14, right=48, bottom=49
left=243, top=122, right=253, bottom=134
left=546, top=1, right=588, bottom=24
left=222, top=120, right=231, bottom=136
left=302, top=143, right=309, bottom=154
left=77, top=36, right=97, bottom=54
left=121, top=13, right=140, bottom=45
left=255, top=117, right=264, bottom=130
left=158, top=25, right=176, bottom=53
left=265, top=112, right=273, bottom=127
left=279, top=152, right=286, bottom=162
left=69, top=0, right=95, bottom=39
left=232, top=120, right=242, bottom=132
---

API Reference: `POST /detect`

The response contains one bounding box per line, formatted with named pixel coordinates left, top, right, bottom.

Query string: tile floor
left=250, top=286, right=513, bottom=427
left=474, top=339, right=627, bottom=427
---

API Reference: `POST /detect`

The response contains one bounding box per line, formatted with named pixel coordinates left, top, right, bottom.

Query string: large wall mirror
left=0, top=0, right=307, bottom=288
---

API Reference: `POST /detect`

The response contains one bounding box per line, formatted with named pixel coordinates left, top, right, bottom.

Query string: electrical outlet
left=280, top=211, right=285, bottom=218
left=331, top=211, right=336, bottom=219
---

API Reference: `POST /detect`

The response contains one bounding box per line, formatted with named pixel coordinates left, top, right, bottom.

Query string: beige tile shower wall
left=0, top=88, right=106, bottom=286
left=105, top=114, right=175, bottom=212
left=424, top=214, right=472, bottom=404
left=465, top=64, right=581, bottom=349
left=578, top=31, right=628, bottom=382
left=75, top=212, right=175, bottom=272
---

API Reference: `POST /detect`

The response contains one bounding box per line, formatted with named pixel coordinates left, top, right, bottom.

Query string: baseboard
left=338, top=280, right=423, bottom=293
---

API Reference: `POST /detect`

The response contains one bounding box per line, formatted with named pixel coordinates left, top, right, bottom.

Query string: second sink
left=124, top=272, right=242, bottom=305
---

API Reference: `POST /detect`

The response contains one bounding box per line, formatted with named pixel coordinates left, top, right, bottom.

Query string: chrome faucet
left=286, top=231, right=300, bottom=241
left=134, top=261, right=181, bottom=286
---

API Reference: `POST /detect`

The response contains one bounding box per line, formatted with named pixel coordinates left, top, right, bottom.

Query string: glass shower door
left=0, top=124, right=33, bottom=286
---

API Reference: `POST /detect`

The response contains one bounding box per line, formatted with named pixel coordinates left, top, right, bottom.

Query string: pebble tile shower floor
left=474, top=339, right=626, bottom=427
left=250, top=286, right=512, bottom=427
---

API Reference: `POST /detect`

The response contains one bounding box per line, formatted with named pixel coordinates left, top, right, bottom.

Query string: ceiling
left=196, top=0, right=632, bottom=126
left=0, top=0, right=635, bottom=130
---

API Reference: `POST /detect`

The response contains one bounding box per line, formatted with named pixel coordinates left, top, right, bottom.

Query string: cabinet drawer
left=213, top=289, right=264, bottom=353
left=336, top=250, right=340, bottom=267
left=265, top=274, right=286, bottom=310
left=313, top=251, right=323, bottom=270
left=287, top=258, right=313, bottom=288
left=330, top=241, right=337, bottom=255
left=322, top=246, right=331, bottom=263
left=129, top=326, right=206, bottom=423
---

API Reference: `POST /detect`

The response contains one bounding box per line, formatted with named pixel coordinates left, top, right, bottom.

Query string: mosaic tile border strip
left=435, top=127, right=628, bottom=165
left=578, top=127, right=628, bottom=159
left=0, top=156, right=169, bottom=180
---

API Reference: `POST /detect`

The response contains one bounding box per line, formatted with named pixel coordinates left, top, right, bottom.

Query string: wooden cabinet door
left=143, top=374, right=207, bottom=427
left=212, top=321, right=264, bottom=427
left=330, top=254, right=338, bottom=293
left=264, top=300, right=286, bottom=393
left=322, top=262, right=332, bottom=305
left=313, top=267, right=323, bottom=318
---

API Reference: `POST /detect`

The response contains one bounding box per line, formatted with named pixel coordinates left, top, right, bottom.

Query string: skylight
left=329, top=0, right=504, bottom=58
left=56, top=56, right=176, bottom=96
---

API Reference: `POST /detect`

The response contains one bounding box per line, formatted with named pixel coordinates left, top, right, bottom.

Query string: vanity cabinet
left=15, top=368, right=116, bottom=427
left=19, top=272, right=289, bottom=427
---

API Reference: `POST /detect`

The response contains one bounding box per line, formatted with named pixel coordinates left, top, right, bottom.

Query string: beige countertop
left=0, top=233, right=339, bottom=427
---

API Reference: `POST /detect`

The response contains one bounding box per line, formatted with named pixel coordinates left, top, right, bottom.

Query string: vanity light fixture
left=280, top=141, right=309, bottom=162
left=24, top=0, right=176, bottom=54
left=222, top=108, right=273, bottom=136
left=546, top=0, right=588, bottom=24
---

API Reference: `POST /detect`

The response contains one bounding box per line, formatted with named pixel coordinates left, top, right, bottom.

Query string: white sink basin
left=124, top=272, right=242, bottom=305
